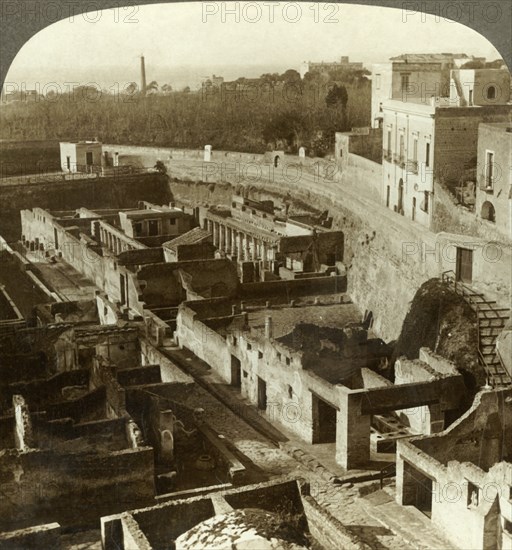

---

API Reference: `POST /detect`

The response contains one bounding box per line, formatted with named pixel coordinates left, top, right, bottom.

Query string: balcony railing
left=407, top=160, right=419, bottom=174
left=382, top=149, right=392, bottom=162
left=393, top=154, right=406, bottom=168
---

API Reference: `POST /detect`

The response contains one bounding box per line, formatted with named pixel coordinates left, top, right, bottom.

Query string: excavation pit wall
left=4, top=145, right=510, bottom=342
left=0, top=446, right=155, bottom=532
left=396, top=389, right=512, bottom=550
left=99, top=145, right=510, bottom=342
left=101, top=477, right=367, bottom=550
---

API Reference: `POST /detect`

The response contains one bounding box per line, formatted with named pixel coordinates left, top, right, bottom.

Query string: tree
left=126, top=82, right=138, bottom=95
left=325, top=84, right=348, bottom=109
left=260, top=73, right=280, bottom=84
left=262, top=111, right=308, bottom=151
left=280, top=69, right=301, bottom=82
left=161, top=84, right=173, bottom=94
left=146, top=81, right=159, bottom=94
left=154, top=160, right=167, bottom=174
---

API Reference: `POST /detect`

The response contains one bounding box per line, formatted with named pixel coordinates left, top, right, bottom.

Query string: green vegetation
left=0, top=69, right=371, bottom=157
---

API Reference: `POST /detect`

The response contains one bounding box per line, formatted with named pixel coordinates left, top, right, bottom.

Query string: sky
left=4, top=2, right=504, bottom=90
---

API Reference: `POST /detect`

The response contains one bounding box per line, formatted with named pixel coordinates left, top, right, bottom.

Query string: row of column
left=205, top=218, right=272, bottom=267
left=99, top=226, right=134, bottom=256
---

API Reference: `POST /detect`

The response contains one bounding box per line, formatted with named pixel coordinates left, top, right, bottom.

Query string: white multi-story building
left=375, top=54, right=511, bottom=228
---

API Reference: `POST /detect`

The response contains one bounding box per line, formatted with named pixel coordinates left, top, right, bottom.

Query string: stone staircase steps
left=364, top=490, right=457, bottom=550
left=442, top=272, right=510, bottom=387
left=480, top=326, right=504, bottom=336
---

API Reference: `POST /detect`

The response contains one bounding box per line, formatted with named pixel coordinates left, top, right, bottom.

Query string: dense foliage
left=0, top=69, right=371, bottom=156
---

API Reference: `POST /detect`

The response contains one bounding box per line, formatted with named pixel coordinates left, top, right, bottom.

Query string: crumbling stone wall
left=0, top=447, right=154, bottom=531
left=0, top=172, right=171, bottom=241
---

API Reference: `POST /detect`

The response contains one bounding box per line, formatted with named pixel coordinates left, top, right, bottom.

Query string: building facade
left=59, top=141, right=103, bottom=173
left=377, top=55, right=511, bottom=229
left=475, top=123, right=512, bottom=239
left=300, top=56, right=364, bottom=79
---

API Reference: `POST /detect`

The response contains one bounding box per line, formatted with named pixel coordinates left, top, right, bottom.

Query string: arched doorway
left=274, top=155, right=280, bottom=168
left=481, top=201, right=496, bottom=223
left=398, top=179, right=404, bottom=214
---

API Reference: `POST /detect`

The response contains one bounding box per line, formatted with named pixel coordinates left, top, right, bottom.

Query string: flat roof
left=243, top=302, right=362, bottom=341
left=124, top=208, right=188, bottom=219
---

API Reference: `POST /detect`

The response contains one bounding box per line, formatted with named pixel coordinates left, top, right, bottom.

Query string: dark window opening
left=481, top=201, right=496, bottom=223
left=467, top=482, right=479, bottom=507
left=485, top=152, right=494, bottom=189
left=133, top=222, right=143, bottom=237
left=147, top=219, right=159, bottom=236
left=423, top=191, right=429, bottom=213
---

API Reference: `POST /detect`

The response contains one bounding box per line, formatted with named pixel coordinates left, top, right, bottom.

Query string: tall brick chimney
left=140, top=55, right=147, bottom=96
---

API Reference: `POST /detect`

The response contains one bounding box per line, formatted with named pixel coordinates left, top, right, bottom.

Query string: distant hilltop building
left=300, top=56, right=364, bottom=79
left=1, top=89, right=38, bottom=103
left=202, top=74, right=224, bottom=89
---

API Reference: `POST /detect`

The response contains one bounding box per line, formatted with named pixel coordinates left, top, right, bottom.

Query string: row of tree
left=0, top=68, right=371, bottom=156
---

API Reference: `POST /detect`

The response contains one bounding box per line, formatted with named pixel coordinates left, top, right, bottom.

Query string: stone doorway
left=483, top=496, right=501, bottom=550
left=456, top=247, right=473, bottom=284
left=398, top=179, right=404, bottom=214
left=401, top=461, right=433, bottom=518
left=230, top=355, right=241, bottom=389
left=257, top=376, right=267, bottom=410
left=312, top=393, right=337, bottom=444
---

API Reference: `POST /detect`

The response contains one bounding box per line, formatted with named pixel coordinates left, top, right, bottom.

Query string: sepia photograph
left=0, top=1, right=511, bottom=548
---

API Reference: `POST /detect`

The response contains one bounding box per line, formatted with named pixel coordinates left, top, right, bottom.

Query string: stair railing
left=441, top=270, right=510, bottom=387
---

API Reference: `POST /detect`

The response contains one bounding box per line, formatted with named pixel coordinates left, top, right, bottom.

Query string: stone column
left=226, top=226, right=232, bottom=254
left=336, top=390, right=371, bottom=470
left=159, top=409, right=175, bottom=463
left=214, top=222, right=221, bottom=248
left=230, top=228, right=236, bottom=257
left=237, top=232, right=243, bottom=260
left=219, top=224, right=226, bottom=252
left=244, top=234, right=250, bottom=260
left=13, top=395, right=34, bottom=451
left=262, top=242, right=268, bottom=270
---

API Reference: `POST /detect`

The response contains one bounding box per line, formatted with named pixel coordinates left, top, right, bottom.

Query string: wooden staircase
left=442, top=271, right=511, bottom=388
